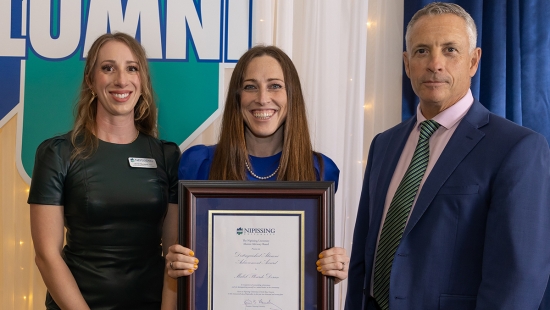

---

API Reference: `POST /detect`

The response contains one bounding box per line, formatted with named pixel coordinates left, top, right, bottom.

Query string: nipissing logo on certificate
left=179, top=181, right=333, bottom=309
left=212, top=211, right=304, bottom=309
left=237, top=227, right=277, bottom=235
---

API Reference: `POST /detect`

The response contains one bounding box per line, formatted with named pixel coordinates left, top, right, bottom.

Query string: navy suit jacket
left=345, top=101, right=550, bottom=310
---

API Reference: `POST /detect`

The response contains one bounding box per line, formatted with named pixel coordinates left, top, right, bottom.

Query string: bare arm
left=161, top=203, right=179, bottom=310
left=30, top=204, right=90, bottom=310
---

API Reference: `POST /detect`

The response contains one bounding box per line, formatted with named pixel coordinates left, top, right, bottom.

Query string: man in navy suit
left=345, top=2, right=550, bottom=309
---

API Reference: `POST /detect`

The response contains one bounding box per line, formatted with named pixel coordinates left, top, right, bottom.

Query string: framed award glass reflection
left=177, top=181, right=335, bottom=310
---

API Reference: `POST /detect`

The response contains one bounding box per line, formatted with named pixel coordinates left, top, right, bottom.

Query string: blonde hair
left=71, top=32, right=157, bottom=160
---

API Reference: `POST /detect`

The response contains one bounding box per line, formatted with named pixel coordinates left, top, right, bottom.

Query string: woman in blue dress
left=166, top=45, right=349, bottom=283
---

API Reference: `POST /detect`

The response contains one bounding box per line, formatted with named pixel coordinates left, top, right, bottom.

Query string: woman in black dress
left=28, top=33, right=180, bottom=309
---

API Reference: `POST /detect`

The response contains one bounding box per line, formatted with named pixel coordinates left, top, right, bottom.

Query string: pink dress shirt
left=370, top=89, right=474, bottom=294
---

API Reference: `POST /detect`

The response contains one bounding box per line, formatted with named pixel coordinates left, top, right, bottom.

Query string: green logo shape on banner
left=21, top=48, right=219, bottom=178
left=13, top=0, right=252, bottom=181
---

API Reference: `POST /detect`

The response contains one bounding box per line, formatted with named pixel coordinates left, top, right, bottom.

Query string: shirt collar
left=416, top=89, right=474, bottom=130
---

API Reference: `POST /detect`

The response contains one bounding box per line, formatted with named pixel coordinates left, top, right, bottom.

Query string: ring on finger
left=340, top=261, right=345, bottom=271
left=170, top=262, right=175, bottom=270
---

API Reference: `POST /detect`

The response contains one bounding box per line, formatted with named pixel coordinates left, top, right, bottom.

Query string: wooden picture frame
left=178, top=181, right=335, bottom=310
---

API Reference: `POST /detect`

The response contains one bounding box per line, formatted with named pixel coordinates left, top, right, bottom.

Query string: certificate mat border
left=178, top=181, right=335, bottom=310
left=208, top=210, right=305, bottom=310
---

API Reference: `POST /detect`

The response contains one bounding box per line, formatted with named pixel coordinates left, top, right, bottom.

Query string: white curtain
left=287, top=2, right=368, bottom=307
left=0, top=0, right=406, bottom=309
left=188, top=0, right=404, bottom=308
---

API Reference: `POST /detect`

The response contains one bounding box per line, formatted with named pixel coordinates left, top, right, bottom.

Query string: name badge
left=128, top=157, right=157, bottom=168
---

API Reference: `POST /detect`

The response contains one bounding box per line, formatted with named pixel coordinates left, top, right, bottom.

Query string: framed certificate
left=178, top=181, right=335, bottom=310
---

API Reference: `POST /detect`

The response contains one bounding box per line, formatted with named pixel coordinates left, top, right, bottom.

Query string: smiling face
left=90, top=40, right=142, bottom=119
left=403, top=13, right=481, bottom=119
left=240, top=55, right=288, bottom=141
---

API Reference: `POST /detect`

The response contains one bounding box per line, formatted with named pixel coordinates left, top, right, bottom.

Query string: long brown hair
left=209, top=45, right=320, bottom=181
left=71, top=32, right=157, bottom=160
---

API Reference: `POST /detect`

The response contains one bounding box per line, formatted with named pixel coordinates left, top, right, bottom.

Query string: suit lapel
left=371, top=118, right=417, bottom=228
left=403, top=101, right=490, bottom=238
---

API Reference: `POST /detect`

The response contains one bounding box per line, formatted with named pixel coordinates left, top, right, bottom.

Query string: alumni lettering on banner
left=0, top=0, right=252, bottom=183
left=0, top=0, right=250, bottom=61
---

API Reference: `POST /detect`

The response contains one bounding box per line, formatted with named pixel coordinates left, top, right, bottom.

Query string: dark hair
left=209, top=45, right=321, bottom=181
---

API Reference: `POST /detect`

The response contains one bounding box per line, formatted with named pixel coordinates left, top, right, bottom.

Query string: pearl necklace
left=245, top=160, right=280, bottom=180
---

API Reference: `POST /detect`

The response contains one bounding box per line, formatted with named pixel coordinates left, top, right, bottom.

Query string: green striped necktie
left=373, top=119, right=441, bottom=310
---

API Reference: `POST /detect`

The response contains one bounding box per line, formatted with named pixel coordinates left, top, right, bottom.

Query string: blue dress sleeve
left=314, top=153, right=340, bottom=193
left=178, top=144, right=217, bottom=180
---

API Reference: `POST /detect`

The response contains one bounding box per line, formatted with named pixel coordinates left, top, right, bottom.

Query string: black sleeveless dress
left=28, top=133, right=180, bottom=310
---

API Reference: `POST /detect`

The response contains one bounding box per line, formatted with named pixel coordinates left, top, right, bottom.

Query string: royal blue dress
left=178, top=144, right=339, bottom=190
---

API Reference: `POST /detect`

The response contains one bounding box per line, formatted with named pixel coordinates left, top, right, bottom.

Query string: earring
left=89, top=90, right=96, bottom=105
